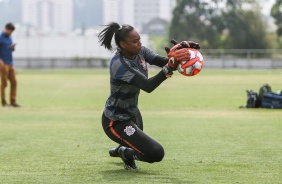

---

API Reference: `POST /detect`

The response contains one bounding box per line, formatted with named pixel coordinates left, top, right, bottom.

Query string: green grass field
left=0, top=68, right=281, bottom=184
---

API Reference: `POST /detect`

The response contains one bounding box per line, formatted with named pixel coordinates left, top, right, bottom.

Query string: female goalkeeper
left=98, top=22, right=195, bottom=170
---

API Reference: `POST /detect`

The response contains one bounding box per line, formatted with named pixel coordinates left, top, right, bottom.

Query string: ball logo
left=124, top=126, right=136, bottom=136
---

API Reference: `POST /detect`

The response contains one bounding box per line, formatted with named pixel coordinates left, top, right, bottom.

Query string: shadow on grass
left=98, top=162, right=192, bottom=183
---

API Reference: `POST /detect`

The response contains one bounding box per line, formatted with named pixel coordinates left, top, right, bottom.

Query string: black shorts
left=102, top=112, right=164, bottom=163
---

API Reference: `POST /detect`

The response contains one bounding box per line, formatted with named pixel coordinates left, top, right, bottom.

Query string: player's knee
left=149, top=144, right=164, bottom=163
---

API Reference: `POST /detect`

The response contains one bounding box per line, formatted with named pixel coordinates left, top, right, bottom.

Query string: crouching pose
left=98, top=22, right=199, bottom=170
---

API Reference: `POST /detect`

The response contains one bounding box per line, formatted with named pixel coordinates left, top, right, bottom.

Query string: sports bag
left=258, top=83, right=272, bottom=103
left=240, top=84, right=282, bottom=109
left=240, top=89, right=260, bottom=108
left=261, top=92, right=282, bottom=109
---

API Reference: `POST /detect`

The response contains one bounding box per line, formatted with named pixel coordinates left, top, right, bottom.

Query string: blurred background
left=0, top=0, right=281, bottom=69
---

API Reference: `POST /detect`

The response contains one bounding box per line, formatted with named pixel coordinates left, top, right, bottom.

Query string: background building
left=103, top=0, right=134, bottom=27
left=73, top=0, right=103, bottom=30
left=103, top=0, right=176, bottom=33
left=22, top=0, right=73, bottom=34
left=133, top=0, right=175, bottom=32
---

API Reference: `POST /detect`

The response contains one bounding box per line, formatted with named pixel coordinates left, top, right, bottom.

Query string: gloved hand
left=165, top=39, right=201, bottom=53
left=165, top=39, right=191, bottom=70
left=165, top=39, right=189, bottom=54
left=187, top=41, right=200, bottom=50
left=168, top=40, right=201, bottom=50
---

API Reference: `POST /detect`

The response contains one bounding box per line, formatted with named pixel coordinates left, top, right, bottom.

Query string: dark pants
left=102, top=112, right=164, bottom=163
left=1, top=64, right=17, bottom=106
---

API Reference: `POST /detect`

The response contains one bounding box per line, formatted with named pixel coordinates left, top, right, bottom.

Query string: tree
left=169, top=0, right=223, bottom=49
left=169, top=0, right=269, bottom=49
left=271, top=0, right=282, bottom=37
left=221, top=9, right=268, bottom=49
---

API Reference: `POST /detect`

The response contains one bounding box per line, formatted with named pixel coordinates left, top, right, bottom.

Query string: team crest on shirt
left=124, top=126, right=136, bottom=136
left=139, top=59, right=147, bottom=71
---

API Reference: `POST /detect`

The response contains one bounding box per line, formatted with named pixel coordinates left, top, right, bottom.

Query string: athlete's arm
left=150, top=55, right=168, bottom=67
left=0, top=58, right=4, bottom=67
left=0, top=39, right=3, bottom=67
left=130, top=70, right=167, bottom=93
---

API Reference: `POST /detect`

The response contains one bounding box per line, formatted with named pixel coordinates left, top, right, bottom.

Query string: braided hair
left=98, top=22, right=134, bottom=51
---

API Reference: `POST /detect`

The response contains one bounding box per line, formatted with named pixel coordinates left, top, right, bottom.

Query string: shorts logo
left=124, top=126, right=136, bottom=136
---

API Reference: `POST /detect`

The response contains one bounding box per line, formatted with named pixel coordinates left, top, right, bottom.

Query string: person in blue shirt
left=0, top=22, right=21, bottom=107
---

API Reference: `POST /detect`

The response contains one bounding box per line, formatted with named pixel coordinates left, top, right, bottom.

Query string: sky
left=261, top=0, right=276, bottom=15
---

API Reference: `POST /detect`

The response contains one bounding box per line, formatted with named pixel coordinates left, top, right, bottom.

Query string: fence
left=14, top=49, right=282, bottom=69
left=201, top=49, right=282, bottom=69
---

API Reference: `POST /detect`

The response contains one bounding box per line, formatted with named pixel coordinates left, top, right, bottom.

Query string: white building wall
left=13, top=34, right=150, bottom=59
left=22, top=0, right=73, bottom=34
left=103, top=0, right=122, bottom=24
left=119, top=0, right=134, bottom=26
left=134, top=0, right=160, bottom=30
left=159, top=0, right=176, bottom=21
left=103, top=0, right=175, bottom=30
left=22, top=0, right=37, bottom=27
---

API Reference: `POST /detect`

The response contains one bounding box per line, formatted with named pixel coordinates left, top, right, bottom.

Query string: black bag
left=240, top=90, right=260, bottom=108
left=258, top=83, right=272, bottom=104
left=261, top=92, right=282, bottom=109
left=241, top=83, right=282, bottom=109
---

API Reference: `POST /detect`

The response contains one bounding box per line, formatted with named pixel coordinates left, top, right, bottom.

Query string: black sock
left=115, top=145, right=121, bottom=154
left=124, top=148, right=135, bottom=160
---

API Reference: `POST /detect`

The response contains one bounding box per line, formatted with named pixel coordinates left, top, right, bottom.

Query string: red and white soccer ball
left=177, top=48, right=204, bottom=77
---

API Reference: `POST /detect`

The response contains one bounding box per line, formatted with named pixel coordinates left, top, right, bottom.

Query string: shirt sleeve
left=140, top=46, right=157, bottom=64
left=130, top=70, right=167, bottom=93
left=150, top=55, right=168, bottom=67
left=141, top=46, right=168, bottom=67
left=0, top=38, right=2, bottom=59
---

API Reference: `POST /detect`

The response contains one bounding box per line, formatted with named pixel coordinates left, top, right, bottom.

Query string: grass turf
left=0, top=68, right=281, bottom=184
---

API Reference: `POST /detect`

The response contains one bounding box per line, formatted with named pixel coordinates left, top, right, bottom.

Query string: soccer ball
left=177, top=48, right=204, bottom=77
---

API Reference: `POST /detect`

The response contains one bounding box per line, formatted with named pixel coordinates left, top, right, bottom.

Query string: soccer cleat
left=11, top=103, right=21, bottom=107
left=2, top=104, right=11, bottom=108
left=118, top=146, right=138, bottom=170
left=109, top=147, right=119, bottom=157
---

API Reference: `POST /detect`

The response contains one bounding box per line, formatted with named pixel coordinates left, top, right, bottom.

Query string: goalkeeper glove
left=165, top=39, right=191, bottom=70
